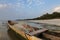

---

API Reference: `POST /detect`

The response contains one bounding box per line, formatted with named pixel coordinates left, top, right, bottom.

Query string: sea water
left=0, top=20, right=24, bottom=40
left=26, top=22, right=60, bottom=31
left=0, top=20, right=60, bottom=40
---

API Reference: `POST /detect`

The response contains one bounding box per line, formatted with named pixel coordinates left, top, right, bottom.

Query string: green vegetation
left=33, top=12, right=60, bottom=20
left=16, top=12, right=60, bottom=20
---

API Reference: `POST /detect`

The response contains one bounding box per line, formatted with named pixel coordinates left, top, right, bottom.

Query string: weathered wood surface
left=43, top=33, right=60, bottom=40
left=8, top=23, right=42, bottom=40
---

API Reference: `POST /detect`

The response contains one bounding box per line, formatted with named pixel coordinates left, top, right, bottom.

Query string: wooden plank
left=8, top=23, right=42, bottom=40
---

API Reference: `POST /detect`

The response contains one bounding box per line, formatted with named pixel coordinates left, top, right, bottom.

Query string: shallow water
left=0, top=20, right=60, bottom=40
left=0, top=21, right=22, bottom=40
left=26, top=22, right=60, bottom=31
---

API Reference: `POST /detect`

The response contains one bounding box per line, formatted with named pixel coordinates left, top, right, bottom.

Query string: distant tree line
left=32, top=12, right=60, bottom=20
left=16, top=12, right=60, bottom=20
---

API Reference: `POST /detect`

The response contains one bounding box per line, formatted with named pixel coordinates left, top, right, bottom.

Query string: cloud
left=16, top=2, right=24, bottom=8
left=53, top=6, right=60, bottom=12
left=0, top=4, right=7, bottom=9
left=27, top=0, right=32, bottom=5
left=26, top=0, right=44, bottom=5
left=0, top=3, right=21, bottom=9
left=25, top=0, right=45, bottom=8
left=0, top=0, right=45, bottom=9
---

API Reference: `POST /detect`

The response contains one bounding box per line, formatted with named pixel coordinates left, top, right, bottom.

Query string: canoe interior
left=7, top=20, right=60, bottom=40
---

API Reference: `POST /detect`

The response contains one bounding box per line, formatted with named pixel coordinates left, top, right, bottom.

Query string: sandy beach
left=28, top=19, right=60, bottom=33
left=29, top=19, right=60, bottom=26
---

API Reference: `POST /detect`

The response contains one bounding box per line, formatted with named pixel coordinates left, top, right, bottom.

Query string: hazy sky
left=0, top=0, right=60, bottom=20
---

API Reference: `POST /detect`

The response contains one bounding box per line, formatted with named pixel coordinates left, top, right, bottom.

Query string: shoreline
left=28, top=19, right=60, bottom=33
left=28, top=19, right=60, bottom=26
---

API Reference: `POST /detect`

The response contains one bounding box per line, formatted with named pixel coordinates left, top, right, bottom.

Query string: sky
left=0, top=0, right=60, bottom=20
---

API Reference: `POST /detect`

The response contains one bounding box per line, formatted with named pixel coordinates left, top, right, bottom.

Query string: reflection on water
left=8, top=29, right=25, bottom=40
left=0, top=21, right=22, bottom=40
